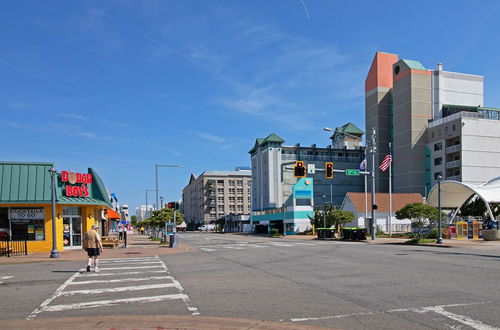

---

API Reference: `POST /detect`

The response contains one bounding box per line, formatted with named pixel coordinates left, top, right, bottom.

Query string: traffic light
left=325, top=162, right=334, bottom=179
left=294, top=161, right=306, bottom=178
left=167, top=202, right=179, bottom=210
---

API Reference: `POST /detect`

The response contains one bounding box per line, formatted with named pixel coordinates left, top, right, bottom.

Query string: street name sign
left=345, top=169, right=360, bottom=176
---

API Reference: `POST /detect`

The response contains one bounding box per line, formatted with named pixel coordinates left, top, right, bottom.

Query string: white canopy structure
left=427, top=177, right=500, bottom=222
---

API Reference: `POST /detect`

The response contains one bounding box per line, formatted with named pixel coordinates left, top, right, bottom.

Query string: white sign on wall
left=9, top=208, right=45, bottom=220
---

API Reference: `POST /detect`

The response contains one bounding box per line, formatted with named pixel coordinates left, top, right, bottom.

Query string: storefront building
left=0, top=162, right=113, bottom=252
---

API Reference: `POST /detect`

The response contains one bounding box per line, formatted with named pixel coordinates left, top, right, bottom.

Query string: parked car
left=198, top=224, right=215, bottom=231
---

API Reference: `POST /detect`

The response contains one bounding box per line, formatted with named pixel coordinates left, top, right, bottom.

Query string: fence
left=0, top=238, right=28, bottom=257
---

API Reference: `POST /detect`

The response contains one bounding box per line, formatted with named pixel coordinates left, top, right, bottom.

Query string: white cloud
left=198, top=132, right=226, bottom=143
left=8, top=102, right=30, bottom=110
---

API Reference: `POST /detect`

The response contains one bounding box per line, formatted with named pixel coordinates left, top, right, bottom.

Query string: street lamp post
left=155, top=164, right=181, bottom=217
left=145, top=189, right=157, bottom=218
left=49, top=168, right=59, bottom=258
left=437, top=175, right=443, bottom=244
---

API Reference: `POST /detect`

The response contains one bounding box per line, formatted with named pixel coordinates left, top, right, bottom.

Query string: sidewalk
left=0, top=315, right=326, bottom=330
left=0, top=233, right=193, bottom=265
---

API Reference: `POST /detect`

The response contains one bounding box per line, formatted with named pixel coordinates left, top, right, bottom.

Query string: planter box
left=482, top=229, right=500, bottom=241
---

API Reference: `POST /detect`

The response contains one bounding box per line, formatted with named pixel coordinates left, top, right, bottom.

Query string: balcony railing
left=428, top=111, right=479, bottom=128
left=445, top=144, right=461, bottom=154
left=446, top=160, right=461, bottom=169
left=282, top=154, right=361, bottom=163
left=446, top=175, right=461, bottom=181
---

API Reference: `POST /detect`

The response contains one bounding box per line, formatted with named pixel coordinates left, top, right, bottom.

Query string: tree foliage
left=138, top=208, right=184, bottom=228
left=309, top=206, right=354, bottom=229
left=395, top=203, right=440, bottom=238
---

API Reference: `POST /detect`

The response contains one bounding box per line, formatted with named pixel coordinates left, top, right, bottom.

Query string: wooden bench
left=101, top=236, right=119, bottom=248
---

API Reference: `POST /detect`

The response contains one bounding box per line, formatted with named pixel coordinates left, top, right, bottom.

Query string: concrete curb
left=0, top=315, right=327, bottom=330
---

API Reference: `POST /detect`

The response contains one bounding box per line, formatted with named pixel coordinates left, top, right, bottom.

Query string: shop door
left=63, top=216, right=82, bottom=248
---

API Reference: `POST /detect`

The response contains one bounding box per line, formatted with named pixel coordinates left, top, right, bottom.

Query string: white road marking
left=27, top=255, right=200, bottom=318
left=26, top=268, right=84, bottom=320
left=97, top=265, right=163, bottom=270
left=420, top=306, right=497, bottom=330
left=43, top=294, right=188, bottom=312
left=293, top=242, right=317, bottom=246
left=82, top=270, right=165, bottom=277
left=0, top=275, right=14, bottom=284
left=269, top=243, right=294, bottom=246
left=222, top=246, right=244, bottom=249
left=69, top=275, right=173, bottom=285
left=100, top=260, right=161, bottom=264
left=99, top=257, right=159, bottom=261
left=61, top=283, right=178, bottom=296
left=199, top=248, right=216, bottom=252
left=288, top=302, right=494, bottom=329
left=156, top=255, right=200, bottom=316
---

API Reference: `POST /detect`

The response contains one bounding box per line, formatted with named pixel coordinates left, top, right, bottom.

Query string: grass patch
left=405, top=238, right=436, bottom=244
left=150, top=237, right=161, bottom=241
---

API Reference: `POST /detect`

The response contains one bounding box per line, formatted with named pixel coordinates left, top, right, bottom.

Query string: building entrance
left=63, top=207, right=82, bottom=248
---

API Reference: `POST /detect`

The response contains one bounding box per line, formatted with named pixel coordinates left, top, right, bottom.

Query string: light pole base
left=436, top=237, right=443, bottom=244
left=50, top=249, right=60, bottom=258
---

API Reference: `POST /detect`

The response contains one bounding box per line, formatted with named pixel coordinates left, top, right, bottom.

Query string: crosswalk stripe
left=97, top=265, right=163, bottom=270
left=69, top=276, right=174, bottom=285
left=99, top=257, right=159, bottom=261
left=80, top=270, right=165, bottom=277
left=200, top=248, right=215, bottom=252
left=62, top=283, right=179, bottom=296
left=43, top=294, right=188, bottom=312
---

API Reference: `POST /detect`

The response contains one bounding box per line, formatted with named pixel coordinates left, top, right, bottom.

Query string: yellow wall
left=2, top=203, right=103, bottom=253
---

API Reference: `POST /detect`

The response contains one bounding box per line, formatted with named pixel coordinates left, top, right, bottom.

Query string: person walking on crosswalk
left=83, top=224, right=103, bottom=272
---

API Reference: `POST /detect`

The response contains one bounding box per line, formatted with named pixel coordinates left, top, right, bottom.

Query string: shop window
left=0, top=208, right=9, bottom=239
left=9, top=208, right=45, bottom=241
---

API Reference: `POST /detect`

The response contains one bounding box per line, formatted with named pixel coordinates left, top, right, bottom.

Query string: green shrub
left=271, top=229, right=280, bottom=237
left=426, top=228, right=438, bottom=239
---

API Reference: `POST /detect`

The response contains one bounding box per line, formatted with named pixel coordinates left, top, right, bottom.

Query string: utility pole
left=371, top=127, right=377, bottom=240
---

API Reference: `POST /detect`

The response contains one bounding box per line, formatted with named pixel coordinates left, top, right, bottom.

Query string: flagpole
left=389, top=142, right=392, bottom=237
left=364, top=149, right=368, bottom=222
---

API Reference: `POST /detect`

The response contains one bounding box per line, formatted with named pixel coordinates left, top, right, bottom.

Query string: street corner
left=0, top=315, right=328, bottom=330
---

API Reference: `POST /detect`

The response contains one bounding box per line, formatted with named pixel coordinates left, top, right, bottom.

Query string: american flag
left=379, top=154, right=392, bottom=172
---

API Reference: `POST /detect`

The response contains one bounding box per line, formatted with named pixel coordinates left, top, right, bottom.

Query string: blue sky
left=2, top=1, right=500, bottom=214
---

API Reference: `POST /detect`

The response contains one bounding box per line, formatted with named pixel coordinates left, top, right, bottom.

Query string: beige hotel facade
left=182, top=168, right=251, bottom=227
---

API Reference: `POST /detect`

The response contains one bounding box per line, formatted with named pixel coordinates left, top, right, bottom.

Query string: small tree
left=396, top=203, right=439, bottom=239
left=308, top=210, right=326, bottom=229
left=327, top=209, right=355, bottom=229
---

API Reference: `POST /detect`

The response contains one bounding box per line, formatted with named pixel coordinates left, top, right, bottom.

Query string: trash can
left=169, top=233, right=178, bottom=248
left=342, top=228, right=352, bottom=240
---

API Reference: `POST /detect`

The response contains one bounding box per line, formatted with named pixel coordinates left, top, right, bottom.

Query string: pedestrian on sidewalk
left=83, top=224, right=103, bottom=272
left=118, top=226, right=124, bottom=240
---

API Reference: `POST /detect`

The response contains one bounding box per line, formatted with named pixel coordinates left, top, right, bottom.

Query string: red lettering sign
left=61, top=170, right=91, bottom=197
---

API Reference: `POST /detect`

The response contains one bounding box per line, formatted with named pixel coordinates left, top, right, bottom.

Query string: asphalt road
left=1, top=232, right=500, bottom=329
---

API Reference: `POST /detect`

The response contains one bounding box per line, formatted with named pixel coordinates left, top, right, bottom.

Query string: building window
left=434, top=142, right=442, bottom=151
left=217, top=197, right=224, bottom=203
left=229, top=180, right=235, bottom=186
left=229, top=188, right=235, bottom=195
left=217, top=180, right=224, bottom=184
left=434, top=172, right=443, bottom=180
left=237, top=188, right=243, bottom=195
left=8, top=208, right=46, bottom=241
left=453, top=124, right=456, bottom=131
left=218, top=205, right=224, bottom=211
left=217, top=188, right=224, bottom=195
left=237, top=205, right=243, bottom=212
left=237, top=180, right=243, bottom=186
left=434, top=157, right=443, bottom=166
left=431, top=131, right=434, bottom=138
left=229, top=205, right=236, bottom=212
left=445, top=127, right=448, bottom=134
left=237, top=197, right=243, bottom=203
left=229, top=197, right=235, bottom=203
